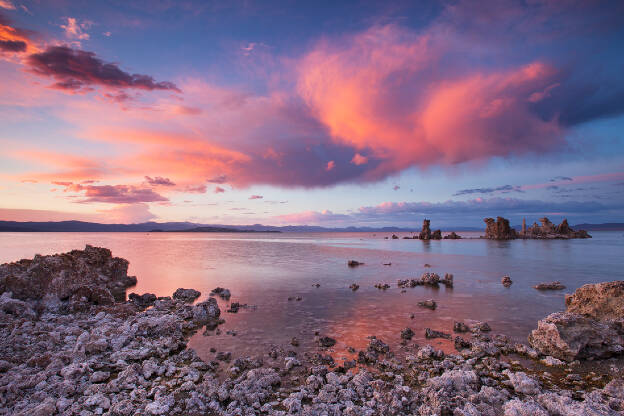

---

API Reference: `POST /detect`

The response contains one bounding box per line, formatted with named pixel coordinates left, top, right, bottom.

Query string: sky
left=1, top=0, right=623, bottom=228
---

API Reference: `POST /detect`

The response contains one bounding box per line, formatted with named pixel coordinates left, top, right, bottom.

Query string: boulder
left=484, top=217, right=517, bottom=240
left=431, top=229, right=442, bottom=240
left=0, top=245, right=136, bottom=310
left=443, top=232, right=462, bottom=239
left=128, top=293, right=157, bottom=308
left=528, top=311, right=624, bottom=361
left=565, top=281, right=624, bottom=320
left=533, top=281, right=566, bottom=291
left=502, top=276, right=513, bottom=287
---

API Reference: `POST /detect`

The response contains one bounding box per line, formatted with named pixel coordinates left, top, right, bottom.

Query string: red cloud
left=26, top=46, right=180, bottom=93
left=52, top=182, right=168, bottom=204
left=144, top=176, right=175, bottom=186
left=0, top=13, right=37, bottom=55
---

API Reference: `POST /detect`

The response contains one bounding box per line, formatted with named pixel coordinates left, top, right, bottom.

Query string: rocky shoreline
left=1, top=247, right=623, bottom=415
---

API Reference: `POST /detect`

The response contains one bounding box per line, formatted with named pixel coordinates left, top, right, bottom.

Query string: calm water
left=1, top=231, right=622, bottom=362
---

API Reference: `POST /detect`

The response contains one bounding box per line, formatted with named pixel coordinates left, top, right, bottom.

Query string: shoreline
left=1, top=247, right=622, bottom=415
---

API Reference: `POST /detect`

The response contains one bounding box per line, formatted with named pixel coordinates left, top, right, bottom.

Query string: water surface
left=1, top=231, right=622, bottom=362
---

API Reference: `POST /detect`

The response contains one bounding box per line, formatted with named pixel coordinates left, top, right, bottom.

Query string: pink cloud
left=350, top=153, right=368, bottom=166
left=214, top=186, right=225, bottom=194
left=325, top=160, right=335, bottom=171
left=249, top=194, right=263, bottom=200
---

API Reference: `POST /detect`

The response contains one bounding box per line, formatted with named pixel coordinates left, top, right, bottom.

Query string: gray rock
left=172, top=288, right=201, bottom=302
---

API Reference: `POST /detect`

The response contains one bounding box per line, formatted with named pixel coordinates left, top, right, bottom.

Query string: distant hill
left=0, top=220, right=482, bottom=233
left=571, top=223, right=624, bottom=231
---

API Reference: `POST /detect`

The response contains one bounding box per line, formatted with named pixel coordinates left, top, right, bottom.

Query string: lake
left=1, top=231, right=622, bottom=363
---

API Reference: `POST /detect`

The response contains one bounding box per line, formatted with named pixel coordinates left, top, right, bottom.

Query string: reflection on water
left=1, top=231, right=622, bottom=361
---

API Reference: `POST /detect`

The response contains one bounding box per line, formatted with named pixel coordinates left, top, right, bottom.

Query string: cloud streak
left=26, top=46, right=180, bottom=93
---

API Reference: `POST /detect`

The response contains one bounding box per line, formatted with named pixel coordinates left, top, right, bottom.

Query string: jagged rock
left=318, top=336, right=336, bottom=348
left=533, top=281, right=566, bottom=290
left=443, top=231, right=462, bottom=239
left=349, top=283, right=359, bottom=291
left=502, top=275, right=513, bottom=287
left=419, top=219, right=432, bottom=240
left=431, top=229, right=442, bottom=240
left=453, top=321, right=470, bottom=333
left=454, top=336, right=471, bottom=350
left=528, top=311, right=624, bottom=361
left=565, top=280, right=624, bottom=320
left=0, top=245, right=136, bottom=309
left=400, top=327, right=415, bottom=340
left=192, top=298, right=221, bottom=324
left=347, top=260, right=364, bottom=267
left=484, top=217, right=517, bottom=240
left=391, top=234, right=399, bottom=239
left=524, top=217, right=591, bottom=239
left=173, top=288, right=201, bottom=302
left=129, top=292, right=157, bottom=308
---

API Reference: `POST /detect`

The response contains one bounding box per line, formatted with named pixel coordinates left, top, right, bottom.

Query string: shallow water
left=1, top=231, right=622, bottom=362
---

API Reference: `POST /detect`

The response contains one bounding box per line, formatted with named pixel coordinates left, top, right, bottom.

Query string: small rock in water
left=172, top=288, right=201, bottom=302
left=454, top=336, right=472, bottom=350
left=425, top=328, right=451, bottom=339
left=400, top=327, right=415, bottom=340
left=210, top=287, right=231, bottom=300
left=318, top=336, right=336, bottom=348
left=374, top=283, right=390, bottom=290
left=453, top=321, right=470, bottom=333
left=216, top=351, right=231, bottom=361
left=502, top=275, right=513, bottom=287
left=472, top=321, right=492, bottom=332
left=349, top=283, right=360, bottom=291
left=534, top=281, right=566, bottom=290
left=383, top=262, right=392, bottom=266
left=424, top=263, right=432, bottom=268
left=347, top=260, right=364, bottom=267
left=313, top=283, right=320, bottom=288
left=290, top=337, right=299, bottom=347
left=417, top=299, right=437, bottom=310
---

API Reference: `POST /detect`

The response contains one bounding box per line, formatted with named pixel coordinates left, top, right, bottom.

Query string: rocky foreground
left=1, top=247, right=623, bottom=415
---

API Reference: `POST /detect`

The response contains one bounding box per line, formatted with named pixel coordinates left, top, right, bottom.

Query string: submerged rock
left=209, top=287, right=231, bottom=300
left=400, top=327, right=415, bottom=340
left=418, top=299, right=437, bottom=310
left=425, top=328, right=451, bottom=339
left=318, top=336, right=336, bottom=348
left=347, top=260, right=364, bottom=267
left=349, top=283, right=360, bottom=291
left=534, top=281, right=566, bottom=290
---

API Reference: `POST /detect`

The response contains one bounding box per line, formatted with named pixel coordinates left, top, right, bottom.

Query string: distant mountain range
left=0, top=220, right=622, bottom=233
left=0, top=220, right=480, bottom=233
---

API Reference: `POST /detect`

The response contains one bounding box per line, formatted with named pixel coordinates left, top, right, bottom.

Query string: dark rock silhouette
left=522, top=217, right=591, bottom=239
left=418, top=219, right=431, bottom=240
left=443, top=232, right=462, bottom=239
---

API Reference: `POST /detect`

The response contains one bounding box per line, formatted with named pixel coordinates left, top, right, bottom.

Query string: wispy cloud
left=453, top=184, right=523, bottom=196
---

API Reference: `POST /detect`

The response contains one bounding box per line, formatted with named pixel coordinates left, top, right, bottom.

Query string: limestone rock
left=528, top=311, right=624, bottom=361
left=565, top=280, right=624, bottom=320
left=173, top=288, right=201, bottom=302
left=484, top=217, right=517, bottom=240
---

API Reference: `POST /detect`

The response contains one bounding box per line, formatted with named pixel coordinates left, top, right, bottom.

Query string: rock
left=417, top=299, right=437, bottom=310
left=524, top=217, right=591, bottom=239
left=472, top=321, right=492, bottom=332
left=540, top=356, right=565, bottom=367
left=419, top=219, right=432, bottom=240
left=318, top=336, right=336, bottom=348
left=503, top=370, right=541, bottom=395
left=442, top=273, right=453, bottom=287
left=400, top=327, right=414, bottom=340
left=502, top=275, right=513, bottom=287
left=443, top=231, right=462, bottom=239
left=128, top=292, right=157, bottom=307
left=453, top=321, right=470, bottom=333
left=431, top=229, right=442, bottom=240
left=172, top=288, right=201, bottom=302
left=347, top=260, right=364, bottom=267
left=216, top=351, right=232, bottom=361
left=0, top=291, right=36, bottom=318
left=0, top=245, right=136, bottom=308
left=349, top=283, right=359, bottom=291
left=290, top=337, right=299, bottom=347
left=503, top=399, right=548, bottom=416
left=425, top=328, right=451, bottom=339
left=565, top=280, right=624, bottom=320
left=391, top=234, right=399, bottom=239
left=210, top=287, right=231, bottom=300
left=528, top=311, right=624, bottom=361
left=374, top=283, right=390, bottom=290
left=484, top=217, right=517, bottom=240
left=534, top=281, right=566, bottom=290
left=368, top=337, right=390, bottom=353
left=192, top=298, right=221, bottom=324
left=454, top=336, right=471, bottom=350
